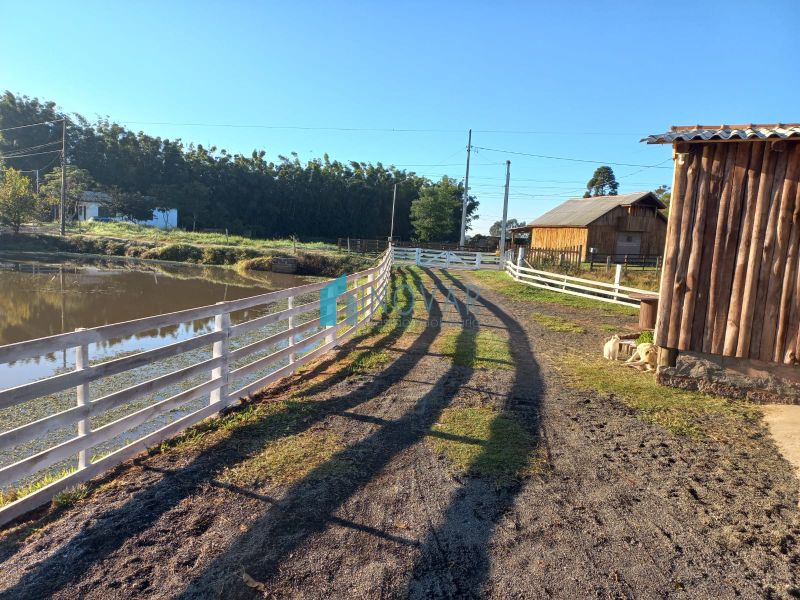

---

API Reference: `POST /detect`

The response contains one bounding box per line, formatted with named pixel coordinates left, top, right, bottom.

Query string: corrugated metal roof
left=530, top=192, right=660, bottom=227
left=642, top=124, right=800, bottom=144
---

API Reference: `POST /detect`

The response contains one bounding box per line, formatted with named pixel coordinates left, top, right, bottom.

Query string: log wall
left=655, top=140, right=800, bottom=365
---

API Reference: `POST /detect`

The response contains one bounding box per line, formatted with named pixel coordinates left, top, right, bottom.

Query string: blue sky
left=2, top=1, right=798, bottom=235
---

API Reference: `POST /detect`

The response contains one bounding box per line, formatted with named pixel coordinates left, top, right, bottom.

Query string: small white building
left=77, top=191, right=178, bottom=230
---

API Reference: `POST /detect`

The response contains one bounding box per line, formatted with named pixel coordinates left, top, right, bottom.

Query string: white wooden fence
left=0, top=249, right=392, bottom=526
left=505, top=250, right=649, bottom=308
left=393, top=247, right=501, bottom=269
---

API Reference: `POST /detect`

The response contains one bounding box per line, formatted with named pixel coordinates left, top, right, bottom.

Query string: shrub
left=636, top=330, right=654, bottom=345
left=237, top=256, right=273, bottom=272
left=142, top=244, right=203, bottom=263
left=295, top=252, right=374, bottom=277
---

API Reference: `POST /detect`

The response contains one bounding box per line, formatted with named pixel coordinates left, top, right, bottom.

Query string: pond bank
left=0, top=232, right=375, bottom=278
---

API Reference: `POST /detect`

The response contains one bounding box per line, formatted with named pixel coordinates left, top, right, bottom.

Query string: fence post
left=606, top=256, right=611, bottom=273
left=347, top=237, right=351, bottom=252
left=475, top=252, right=482, bottom=269
left=74, top=328, right=90, bottom=470
left=287, top=295, right=296, bottom=364
left=210, top=302, right=231, bottom=406
left=517, top=247, right=524, bottom=267
left=589, top=249, right=595, bottom=272
left=415, top=247, right=421, bottom=266
left=614, top=264, right=622, bottom=302
left=367, top=272, right=375, bottom=318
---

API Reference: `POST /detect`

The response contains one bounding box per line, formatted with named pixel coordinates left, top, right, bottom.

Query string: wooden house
left=644, top=124, right=800, bottom=373
left=511, top=192, right=667, bottom=260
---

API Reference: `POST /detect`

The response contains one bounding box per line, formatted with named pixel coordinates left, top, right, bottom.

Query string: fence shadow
left=404, top=269, right=544, bottom=598
left=173, top=268, right=472, bottom=597
left=0, top=268, right=436, bottom=599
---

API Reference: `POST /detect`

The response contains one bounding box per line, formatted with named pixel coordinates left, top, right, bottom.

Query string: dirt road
left=1, top=267, right=798, bottom=599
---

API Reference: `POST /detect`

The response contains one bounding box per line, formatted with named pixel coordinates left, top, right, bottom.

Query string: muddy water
left=0, top=253, right=313, bottom=389
left=0, top=253, right=320, bottom=480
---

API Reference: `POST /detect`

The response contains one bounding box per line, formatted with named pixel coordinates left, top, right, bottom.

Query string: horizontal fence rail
left=504, top=252, right=650, bottom=308
left=0, top=249, right=393, bottom=527
left=392, top=247, right=501, bottom=270
left=338, top=238, right=500, bottom=254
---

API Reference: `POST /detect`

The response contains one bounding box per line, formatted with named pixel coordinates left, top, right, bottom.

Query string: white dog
left=603, top=335, right=621, bottom=360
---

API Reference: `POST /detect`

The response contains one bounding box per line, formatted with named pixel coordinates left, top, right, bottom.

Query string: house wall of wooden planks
left=655, top=138, right=800, bottom=365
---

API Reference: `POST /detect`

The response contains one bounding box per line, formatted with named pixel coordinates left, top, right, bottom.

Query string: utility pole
left=59, top=119, right=66, bottom=236
left=459, top=129, right=472, bottom=248
left=34, top=169, right=39, bottom=194
left=499, top=160, right=511, bottom=259
left=389, top=183, right=397, bottom=242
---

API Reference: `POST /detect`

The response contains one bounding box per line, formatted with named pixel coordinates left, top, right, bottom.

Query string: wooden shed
left=513, top=192, right=667, bottom=260
left=645, top=124, right=800, bottom=369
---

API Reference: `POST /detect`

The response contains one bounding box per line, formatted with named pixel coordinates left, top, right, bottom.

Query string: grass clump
left=437, top=329, right=513, bottom=370
left=52, top=483, right=89, bottom=508
left=531, top=312, right=586, bottom=333
left=430, top=407, right=540, bottom=483
left=636, top=330, right=654, bottom=345
left=294, top=252, right=374, bottom=278
left=470, top=270, right=638, bottom=316
left=236, top=256, right=273, bottom=272
left=559, top=353, right=760, bottom=437
left=0, top=467, right=78, bottom=507
left=222, top=429, right=348, bottom=487
left=345, top=348, right=392, bottom=374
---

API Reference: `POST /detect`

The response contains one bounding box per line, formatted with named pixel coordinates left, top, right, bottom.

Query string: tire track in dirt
left=461, top=272, right=800, bottom=598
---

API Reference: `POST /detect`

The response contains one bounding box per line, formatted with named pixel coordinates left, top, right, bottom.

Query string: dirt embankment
left=0, top=232, right=374, bottom=277
left=0, top=267, right=798, bottom=599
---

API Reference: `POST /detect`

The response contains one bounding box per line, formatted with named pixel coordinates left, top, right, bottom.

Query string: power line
left=0, top=149, right=62, bottom=160
left=119, top=121, right=466, bottom=133
left=0, top=140, right=62, bottom=157
left=0, top=119, right=64, bottom=134
left=472, top=145, right=671, bottom=169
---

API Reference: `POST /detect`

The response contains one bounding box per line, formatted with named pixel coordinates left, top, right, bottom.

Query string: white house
left=77, top=191, right=178, bottom=229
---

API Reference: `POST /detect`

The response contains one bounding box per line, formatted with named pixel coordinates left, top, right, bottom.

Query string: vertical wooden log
left=680, top=143, right=719, bottom=349
left=654, top=146, right=688, bottom=348
left=724, top=142, right=765, bottom=355
left=764, top=143, right=800, bottom=361
left=710, top=143, right=752, bottom=354
left=750, top=146, right=790, bottom=358
left=737, top=144, right=778, bottom=357
left=777, top=179, right=800, bottom=363
left=668, top=145, right=703, bottom=349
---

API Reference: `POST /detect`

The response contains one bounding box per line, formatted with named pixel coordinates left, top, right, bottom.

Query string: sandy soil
left=0, top=267, right=799, bottom=599
left=762, top=405, right=800, bottom=483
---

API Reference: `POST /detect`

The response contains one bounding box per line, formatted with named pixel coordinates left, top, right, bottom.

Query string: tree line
left=0, top=92, right=477, bottom=241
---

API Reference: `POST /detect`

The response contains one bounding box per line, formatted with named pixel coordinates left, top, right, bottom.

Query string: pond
left=0, top=253, right=314, bottom=389
left=0, top=253, right=322, bottom=480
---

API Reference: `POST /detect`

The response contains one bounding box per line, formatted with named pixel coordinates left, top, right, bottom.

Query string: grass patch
left=600, top=324, right=619, bottom=332
left=430, top=407, right=540, bottom=483
left=559, top=353, right=761, bottom=437
left=222, top=428, right=349, bottom=487
left=531, top=312, right=586, bottom=333
left=345, top=348, right=393, bottom=374
left=68, top=221, right=335, bottom=251
left=577, top=267, right=660, bottom=292
left=437, top=329, right=513, bottom=370
left=52, top=484, right=89, bottom=508
left=469, top=270, right=638, bottom=316
left=0, top=467, right=78, bottom=507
